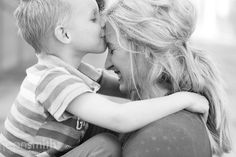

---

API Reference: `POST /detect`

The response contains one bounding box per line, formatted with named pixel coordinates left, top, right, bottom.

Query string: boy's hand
left=184, top=92, right=209, bottom=122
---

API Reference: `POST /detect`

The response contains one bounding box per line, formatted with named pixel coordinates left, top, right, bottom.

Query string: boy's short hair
left=14, top=0, right=71, bottom=53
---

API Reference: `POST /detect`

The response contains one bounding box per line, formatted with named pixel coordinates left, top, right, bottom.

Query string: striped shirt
left=0, top=55, right=100, bottom=157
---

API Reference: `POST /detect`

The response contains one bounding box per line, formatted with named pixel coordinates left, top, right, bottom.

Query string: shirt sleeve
left=35, top=67, right=92, bottom=122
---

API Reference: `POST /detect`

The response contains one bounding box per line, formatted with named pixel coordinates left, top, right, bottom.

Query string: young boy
left=0, top=0, right=208, bottom=156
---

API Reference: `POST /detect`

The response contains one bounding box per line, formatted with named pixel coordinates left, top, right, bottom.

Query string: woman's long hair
left=104, top=0, right=232, bottom=156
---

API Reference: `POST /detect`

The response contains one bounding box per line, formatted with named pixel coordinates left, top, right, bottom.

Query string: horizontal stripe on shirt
left=42, top=78, right=83, bottom=110
left=40, top=120, right=81, bottom=139
left=10, top=105, right=41, bottom=131
left=21, top=79, right=36, bottom=93
left=3, top=130, right=49, bottom=153
left=15, top=100, right=46, bottom=123
left=0, top=134, right=37, bottom=156
left=37, top=128, right=79, bottom=146
left=0, top=143, right=23, bottom=157
left=36, top=70, right=69, bottom=99
left=8, top=113, right=38, bottom=136
left=17, top=95, right=45, bottom=115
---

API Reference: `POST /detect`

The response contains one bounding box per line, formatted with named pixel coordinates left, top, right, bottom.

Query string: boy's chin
left=91, top=48, right=106, bottom=54
left=93, top=45, right=107, bottom=54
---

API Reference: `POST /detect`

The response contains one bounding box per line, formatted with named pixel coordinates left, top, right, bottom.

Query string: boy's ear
left=54, top=25, right=71, bottom=44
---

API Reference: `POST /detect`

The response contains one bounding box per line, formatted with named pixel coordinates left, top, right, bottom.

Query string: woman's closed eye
left=91, top=16, right=97, bottom=22
left=108, top=49, right=114, bottom=55
left=109, top=45, right=117, bottom=55
left=107, top=42, right=116, bottom=55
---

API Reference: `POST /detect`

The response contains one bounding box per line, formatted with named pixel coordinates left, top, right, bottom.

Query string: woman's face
left=104, top=23, right=133, bottom=94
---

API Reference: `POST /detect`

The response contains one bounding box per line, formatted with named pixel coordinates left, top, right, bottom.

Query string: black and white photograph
left=0, top=0, right=235, bottom=156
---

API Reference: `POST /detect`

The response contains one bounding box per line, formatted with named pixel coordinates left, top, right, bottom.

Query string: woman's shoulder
left=158, top=110, right=203, bottom=127
left=138, top=110, right=210, bottom=147
left=128, top=110, right=212, bottom=157
left=122, top=110, right=212, bottom=157
left=151, top=110, right=206, bottom=135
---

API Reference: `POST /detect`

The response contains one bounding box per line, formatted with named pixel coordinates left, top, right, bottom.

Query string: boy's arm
left=78, top=62, right=127, bottom=98
left=67, top=92, right=208, bottom=133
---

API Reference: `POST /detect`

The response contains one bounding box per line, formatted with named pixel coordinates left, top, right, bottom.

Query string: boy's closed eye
left=91, top=9, right=99, bottom=22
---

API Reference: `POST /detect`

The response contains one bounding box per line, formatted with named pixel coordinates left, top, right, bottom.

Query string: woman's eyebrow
left=107, top=41, right=115, bottom=49
left=106, top=41, right=112, bottom=48
left=107, top=42, right=116, bottom=49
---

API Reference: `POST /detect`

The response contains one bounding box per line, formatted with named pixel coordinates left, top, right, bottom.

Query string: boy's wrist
left=172, top=92, right=192, bottom=108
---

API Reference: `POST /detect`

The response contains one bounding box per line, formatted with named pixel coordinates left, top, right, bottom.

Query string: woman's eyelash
left=91, top=17, right=97, bottom=22
left=110, top=49, right=114, bottom=54
left=107, top=43, right=116, bottom=54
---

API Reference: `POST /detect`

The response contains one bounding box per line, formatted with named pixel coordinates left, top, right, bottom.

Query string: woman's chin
left=119, top=83, right=128, bottom=95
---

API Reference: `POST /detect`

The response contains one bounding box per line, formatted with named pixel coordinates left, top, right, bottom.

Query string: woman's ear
left=54, top=25, right=71, bottom=44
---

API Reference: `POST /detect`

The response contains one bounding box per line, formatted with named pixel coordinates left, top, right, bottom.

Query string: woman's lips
left=114, top=70, right=121, bottom=81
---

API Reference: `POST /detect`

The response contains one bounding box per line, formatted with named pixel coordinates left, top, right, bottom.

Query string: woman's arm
left=67, top=92, right=208, bottom=133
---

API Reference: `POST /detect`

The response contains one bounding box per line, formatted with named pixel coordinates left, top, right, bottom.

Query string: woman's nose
left=105, top=52, right=112, bottom=70
left=100, top=17, right=106, bottom=28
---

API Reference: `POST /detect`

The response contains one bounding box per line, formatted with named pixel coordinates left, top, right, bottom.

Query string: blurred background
left=0, top=0, right=235, bottom=156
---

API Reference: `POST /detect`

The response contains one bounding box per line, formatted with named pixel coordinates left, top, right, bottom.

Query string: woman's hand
left=184, top=92, right=209, bottom=122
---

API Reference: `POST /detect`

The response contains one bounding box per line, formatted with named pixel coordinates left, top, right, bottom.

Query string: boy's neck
left=58, top=51, right=85, bottom=68
left=44, top=47, right=86, bottom=68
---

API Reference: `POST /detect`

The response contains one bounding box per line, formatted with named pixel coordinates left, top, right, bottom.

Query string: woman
left=95, top=0, right=231, bottom=156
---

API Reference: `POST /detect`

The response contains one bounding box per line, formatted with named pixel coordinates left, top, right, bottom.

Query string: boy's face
left=67, top=0, right=106, bottom=54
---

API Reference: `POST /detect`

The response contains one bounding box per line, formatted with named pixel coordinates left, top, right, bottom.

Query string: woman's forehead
left=105, top=23, right=114, bottom=35
left=105, top=23, right=117, bottom=43
left=100, top=0, right=122, bottom=14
